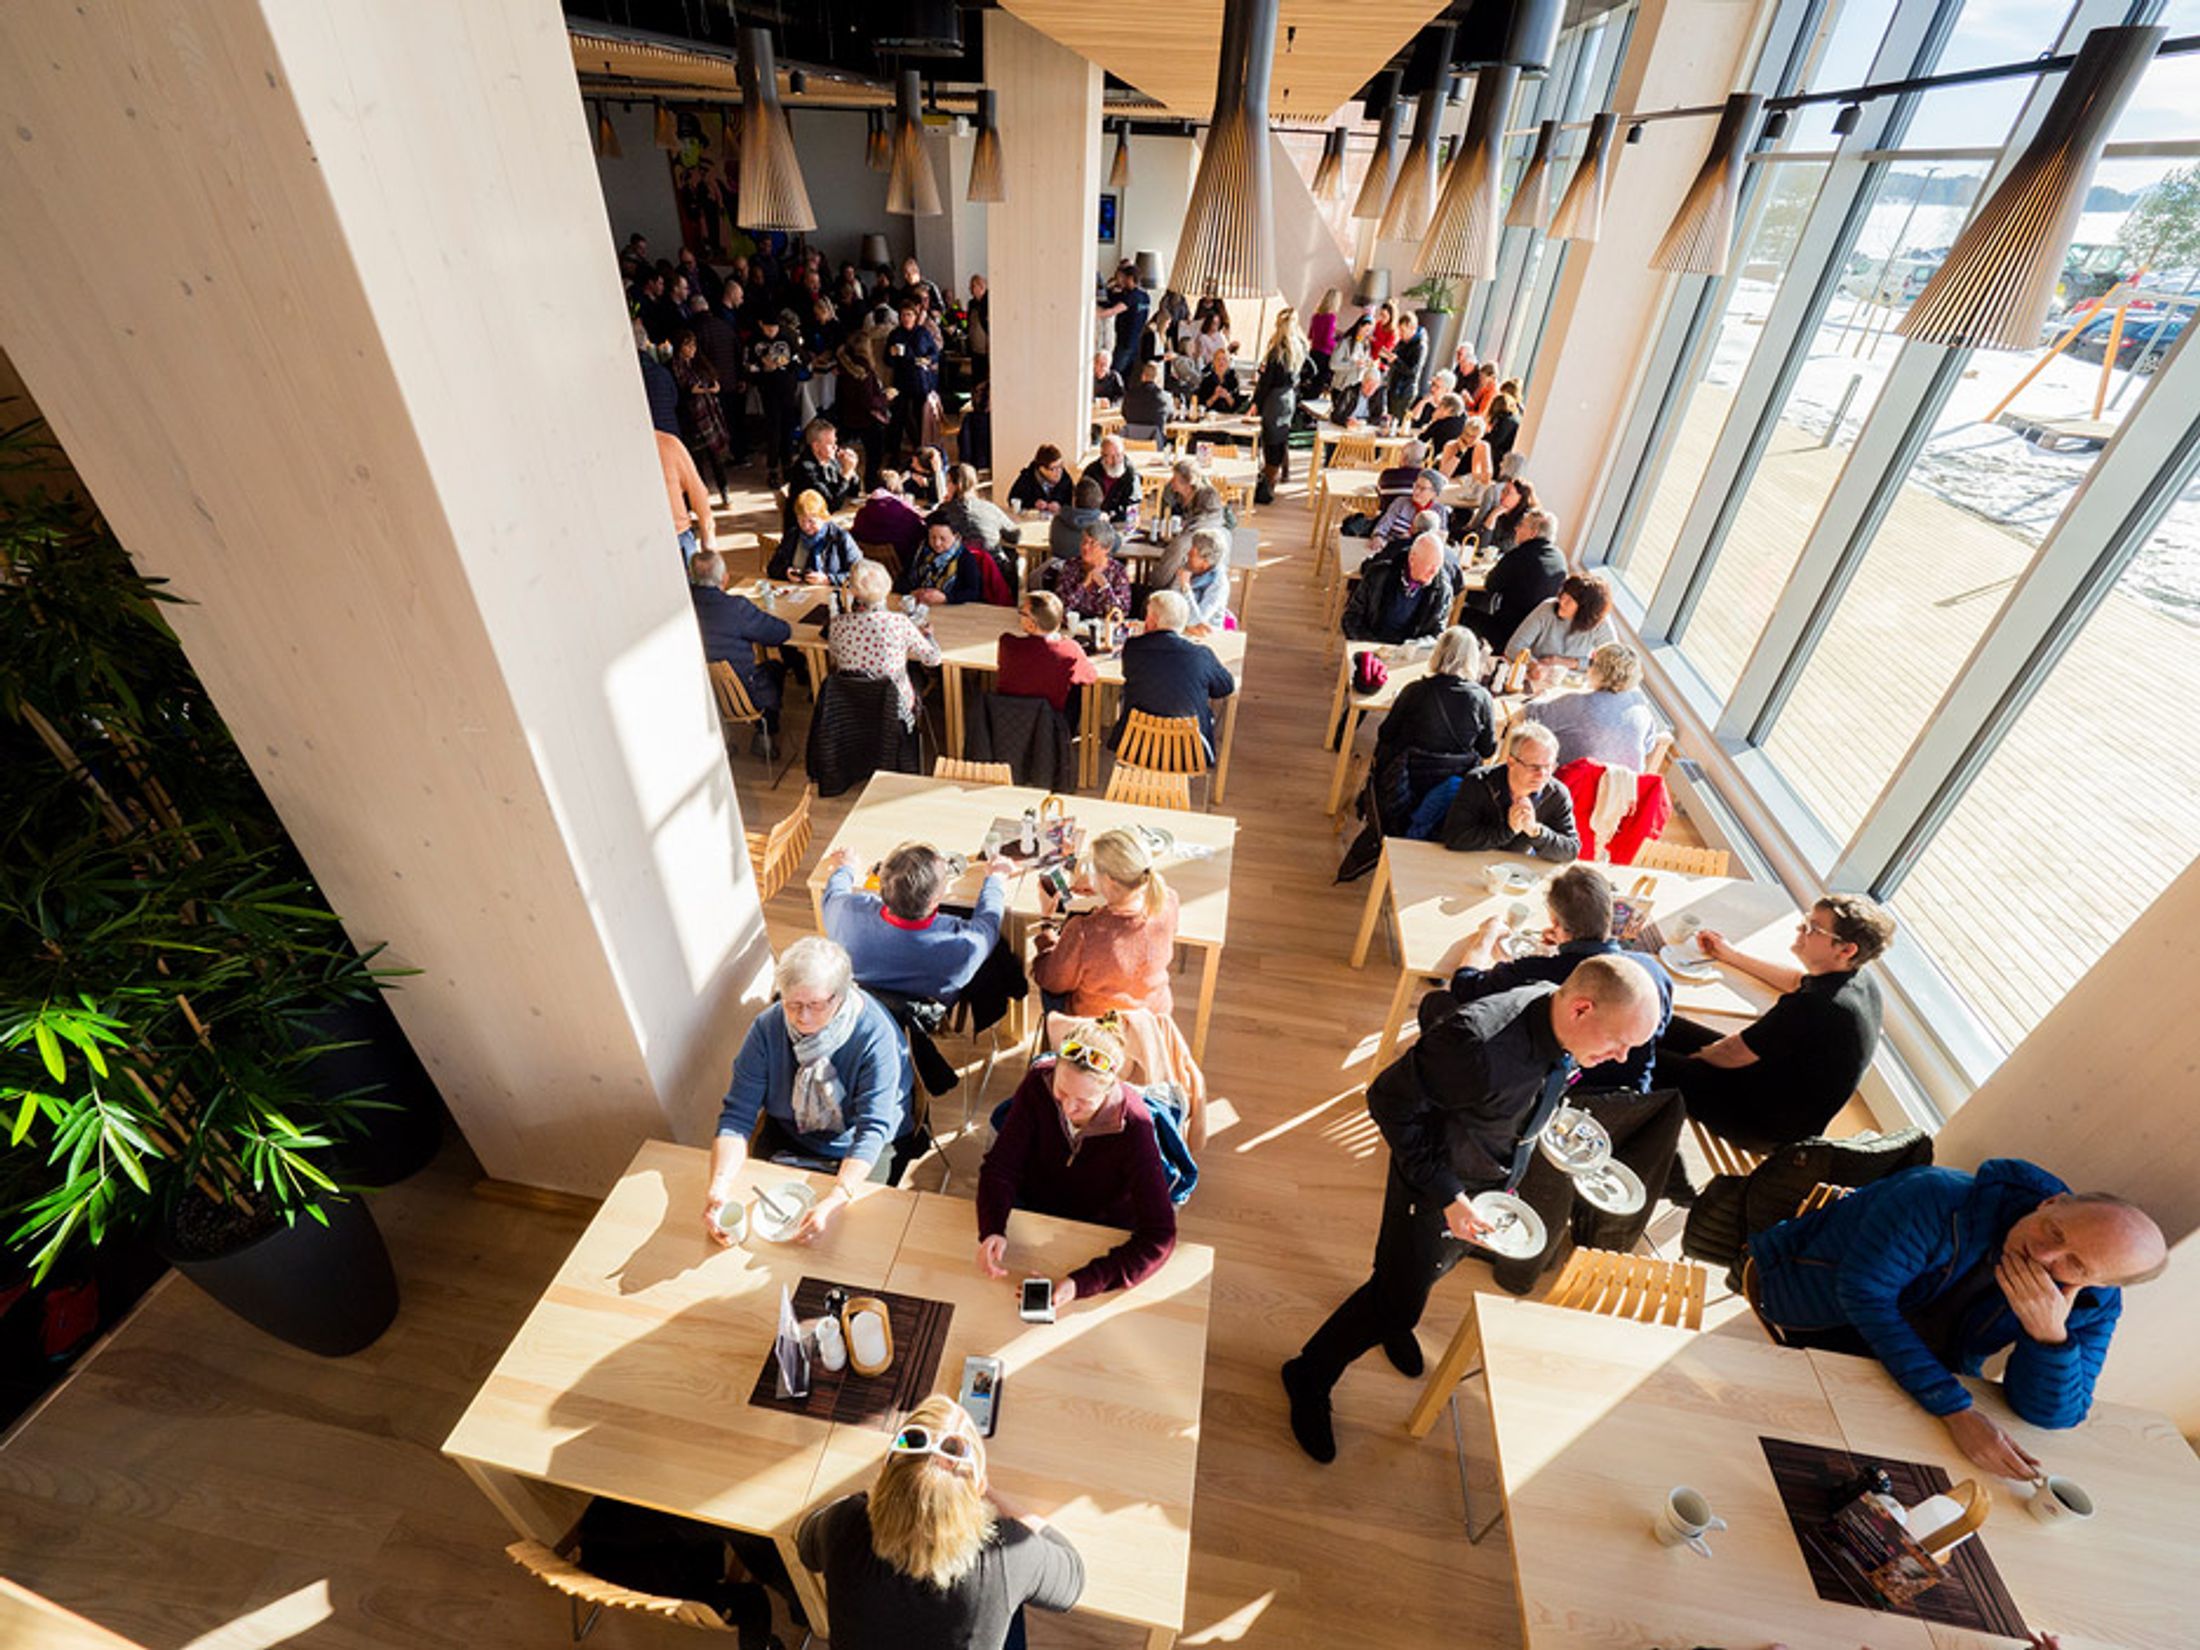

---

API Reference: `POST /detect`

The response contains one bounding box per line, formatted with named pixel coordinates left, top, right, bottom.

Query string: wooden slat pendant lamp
left=886, top=68, right=943, bottom=217
left=1651, top=93, right=1765, bottom=275
left=593, top=102, right=621, bottom=160
left=653, top=103, right=678, bottom=150
left=1352, top=70, right=1405, bottom=221
left=1900, top=24, right=2162, bottom=349
left=1506, top=119, right=1557, bottom=228
left=1548, top=110, right=1616, bottom=242
left=736, top=28, right=815, bottom=230
left=1310, top=127, right=1346, bottom=201
left=1377, top=24, right=1456, bottom=245
left=865, top=109, right=890, bottom=173
left=1109, top=121, right=1132, bottom=189
left=1418, top=64, right=1519, bottom=282
left=1171, top=0, right=1278, bottom=300
left=968, top=88, right=1005, bottom=203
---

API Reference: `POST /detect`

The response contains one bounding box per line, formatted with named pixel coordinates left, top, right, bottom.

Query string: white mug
left=1652, top=1486, right=1727, bottom=1557
left=2027, top=1475, right=2096, bottom=1530
left=714, top=1197, right=748, bottom=1244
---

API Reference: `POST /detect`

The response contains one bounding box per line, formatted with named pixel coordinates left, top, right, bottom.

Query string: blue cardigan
left=715, top=993, right=912, bottom=1166
left=821, top=867, right=1007, bottom=1005
left=1748, top=1158, right=2121, bottom=1429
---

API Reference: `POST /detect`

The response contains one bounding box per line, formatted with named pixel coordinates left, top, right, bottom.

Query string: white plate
left=1466, top=1192, right=1547, bottom=1259
left=1539, top=1107, right=1612, bottom=1173
left=1133, top=824, right=1176, bottom=857
left=750, top=1181, right=818, bottom=1243
left=1659, top=942, right=1720, bottom=982
left=1573, top=1159, right=1646, bottom=1217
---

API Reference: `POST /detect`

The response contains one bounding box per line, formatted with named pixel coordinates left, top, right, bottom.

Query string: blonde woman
left=1031, top=827, right=1181, bottom=1017
left=796, top=1394, right=1084, bottom=1650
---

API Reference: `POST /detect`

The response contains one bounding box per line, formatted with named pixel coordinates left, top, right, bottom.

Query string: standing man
left=1096, top=265, right=1150, bottom=383
left=1282, top=957, right=1661, bottom=1461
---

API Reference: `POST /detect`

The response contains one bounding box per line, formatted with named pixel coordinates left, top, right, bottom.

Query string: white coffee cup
left=1652, top=1486, right=1727, bottom=1557
left=714, top=1198, right=748, bottom=1244
left=2027, top=1474, right=2096, bottom=1530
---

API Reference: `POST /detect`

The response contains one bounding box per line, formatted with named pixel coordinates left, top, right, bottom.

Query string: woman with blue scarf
left=908, top=519, right=991, bottom=606
left=704, top=937, right=914, bottom=1246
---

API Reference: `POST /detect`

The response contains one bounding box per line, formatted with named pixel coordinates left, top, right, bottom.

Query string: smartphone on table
left=1019, top=1276, right=1055, bottom=1324
left=959, top=1354, right=1005, bottom=1436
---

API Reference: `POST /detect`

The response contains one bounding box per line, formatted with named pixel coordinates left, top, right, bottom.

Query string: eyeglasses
left=890, top=1423, right=978, bottom=1469
left=1511, top=756, right=1556, bottom=775
left=1057, top=1038, right=1122, bottom=1075
left=1796, top=919, right=1840, bottom=940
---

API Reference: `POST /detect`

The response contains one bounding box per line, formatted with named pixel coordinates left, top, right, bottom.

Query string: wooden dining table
left=443, top=1141, right=1216, bottom=1650
left=1350, top=843, right=1797, bottom=1068
left=1473, top=1295, right=2200, bottom=1650
left=805, top=770, right=1240, bottom=1060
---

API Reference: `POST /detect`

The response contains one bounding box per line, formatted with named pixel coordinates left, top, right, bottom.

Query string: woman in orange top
left=1030, top=828, right=1180, bottom=1018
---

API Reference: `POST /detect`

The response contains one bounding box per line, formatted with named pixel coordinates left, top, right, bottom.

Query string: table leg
left=1081, top=682, right=1110, bottom=791
left=1326, top=708, right=1361, bottom=815
left=1372, top=964, right=1416, bottom=1070
left=943, top=663, right=965, bottom=759
left=1310, top=430, right=1328, bottom=487
left=1406, top=1306, right=1485, bottom=1439
left=1350, top=853, right=1392, bottom=969
left=1145, top=1629, right=1179, bottom=1650
left=1212, top=691, right=1241, bottom=806
left=1324, top=654, right=1352, bottom=752
left=1191, top=945, right=1221, bottom=1064
left=453, top=1458, right=592, bottom=1548
left=776, top=1533, right=832, bottom=1642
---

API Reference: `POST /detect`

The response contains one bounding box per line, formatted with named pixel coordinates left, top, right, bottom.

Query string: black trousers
left=1297, top=1163, right=1476, bottom=1391
left=1658, top=1015, right=1836, bottom=1151
left=752, top=1112, right=913, bottom=1186
left=1490, top=1086, right=1687, bottom=1294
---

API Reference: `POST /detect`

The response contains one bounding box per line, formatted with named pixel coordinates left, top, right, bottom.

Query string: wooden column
left=984, top=9, right=1103, bottom=475
left=0, top=0, right=770, bottom=1195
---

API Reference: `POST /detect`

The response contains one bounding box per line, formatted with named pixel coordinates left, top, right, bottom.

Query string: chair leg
left=571, top=1597, right=603, bottom=1642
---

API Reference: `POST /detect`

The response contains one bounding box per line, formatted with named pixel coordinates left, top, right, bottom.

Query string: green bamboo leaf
left=32, top=1022, right=64, bottom=1082
left=10, top=1088, right=47, bottom=1145
left=306, top=1202, right=330, bottom=1227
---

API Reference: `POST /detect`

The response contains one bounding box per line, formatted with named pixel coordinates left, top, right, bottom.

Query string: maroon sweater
left=976, top=1064, right=1178, bottom=1297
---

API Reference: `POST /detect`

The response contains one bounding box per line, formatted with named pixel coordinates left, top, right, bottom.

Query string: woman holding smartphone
left=1028, top=827, right=1179, bottom=1017
left=974, top=1019, right=1179, bottom=1304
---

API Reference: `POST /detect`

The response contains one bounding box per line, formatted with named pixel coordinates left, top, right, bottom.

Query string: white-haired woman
left=795, top=1393, right=1083, bottom=1650
left=704, top=936, right=913, bottom=1245
left=1175, top=526, right=1233, bottom=632
left=1369, top=625, right=1498, bottom=771
left=831, top=558, right=942, bottom=727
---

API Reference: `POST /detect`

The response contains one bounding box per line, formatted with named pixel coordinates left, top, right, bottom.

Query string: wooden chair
left=854, top=537, right=904, bottom=581
left=1407, top=1247, right=1711, bottom=1543
left=505, top=1539, right=731, bottom=1640
left=708, top=661, right=790, bottom=786
left=744, top=786, right=815, bottom=904
left=1114, top=711, right=1210, bottom=808
left=1688, top=1117, right=1765, bottom=1180
left=1123, top=437, right=1159, bottom=453
left=1633, top=841, right=1733, bottom=878
left=1103, top=766, right=1194, bottom=811
left=933, top=757, right=1014, bottom=786
left=1795, top=1181, right=1851, bottom=1218
left=1329, top=432, right=1380, bottom=471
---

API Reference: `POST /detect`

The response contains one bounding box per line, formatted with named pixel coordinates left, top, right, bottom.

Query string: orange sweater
left=1031, top=889, right=1180, bottom=1018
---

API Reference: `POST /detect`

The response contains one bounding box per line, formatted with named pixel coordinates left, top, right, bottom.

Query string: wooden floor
left=0, top=465, right=1732, bottom=1650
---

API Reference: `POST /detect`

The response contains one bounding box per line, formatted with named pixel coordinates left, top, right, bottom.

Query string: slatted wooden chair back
left=1215, top=477, right=1251, bottom=515
left=1117, top=711, right=1208, bottom=777
left=505, top=1540, right=731, bottom=1635
left=1123, top=437, right=1159, bottom=453
left=1795, top=1181, right=1851, bottom=1219
left=855, top=538, right=905, bottom=580
left=1331, top=432, right=1380, bottom=470
left=1104, top=766, right=1194, bottom=811
left=1546, top=1247, right=1707, bottom=1330
left=1633, top=841, right=1733, bottom=878
left=708, top=660, right=764, bottom=733
left=1689, top=1118, right=1765, bottom=1180
left=933, top=758, right=1015, bottom=786
left=745, top=786, right=815, bottom=903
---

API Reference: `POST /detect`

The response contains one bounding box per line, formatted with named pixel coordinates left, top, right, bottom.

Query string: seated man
left=1375, top=438, right=1429, bottom=500
left=703, top=937, right=914, bottom=1247
left=1465, top=506, right=1568, bottom=653
left=1041, top=518, right=1133, bottom=623
left=975, top=1018, right=1178, bottom=1305
left=997, top=590, right=1098, bottom=713
left=1091, top=349, right=1125, bottom=405
left=1342, top=533, right=1458, bottom=646
left=1657, top=894, right=1894, bottom=1153
left=1419, top=720, right=1580, bottom=862
left=1747, top=1160, right=2167, bottom=1476
left=1120, top=360, right=1174, bottom=437
left=783, top=417, right=863, bottom=530
left=1175, top=526, right=1232, bottom=633
left=687, top=549, right=792, bottom=731
left=820, top=842, right=1014, bottom=1006
left=1332, top=362, right=1386, bottom=427
left=1112, top=588, right=1237, bottom=759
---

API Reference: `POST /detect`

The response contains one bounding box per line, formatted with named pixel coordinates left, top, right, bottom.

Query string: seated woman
left=1485, top=382, right=1523, bottom=470
left=932, top=461, right=1020, bottom=563
left=1175, top=526, right=1233, bottom=633
left=1085, top=433, right=1140, bottom=521
left=907, top=519, right=995, bottom=606
left=996, top=590, right=1097, bottom=713
left=976, top=1018, right=1179, bottom=1303
left=1152, top=480, right=1234, bottom=589
left=1530, top=641, right=1660, bottom=771
left=1504, top=571, right=1619, bottom=667
left=831, top=559, right=943, bottom=729
left=1197, top=346, right=1246, bottom=414
left=770, top=489, right=863, bottom=586
left=1471, top=475, right=1537, bottom=551
left=1040, top=519, right=1132, bottom=623
left=1369, top=626, right=1496, bottom=772
left=702, top=936, right=914, bottom=1247
left=1406, top=369, right=1457, bottom=432
left=1031, top=827, right=1181, bottom=1018
left=1006, top=442, right=1074, bottom=515
left=1432, top=414, right=1493, bottom=499
left=796, top=1394, right=1084, bottom=1650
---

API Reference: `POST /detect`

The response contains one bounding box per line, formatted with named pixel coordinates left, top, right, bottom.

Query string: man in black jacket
left=1386, top=311, right=1429, bottom=421
left=1120, top=361, right=1173, bottom=437
left=1111, top=590, right=1238, bottom=758
left=782, top=418, right=863, bottom=530
left=1436, top=722, right=1581, bottom=861
left=1092, top=350, right=1125, bottom=405
left=1282, top=956, right=1662, bottom=1461
left=1466, top=507, right=1568, bottom=652
left=688, top=550, right=792, bottom=731
left=1342, top=534, right=1458, bottom=645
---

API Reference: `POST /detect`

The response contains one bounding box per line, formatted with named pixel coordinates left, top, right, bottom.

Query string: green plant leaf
left=32, top=1022, right=64, bottom=1082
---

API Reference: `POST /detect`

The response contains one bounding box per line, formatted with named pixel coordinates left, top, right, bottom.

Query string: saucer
left=1659, top=942, right=1719, bottom=982
left=750, top=1181, right=818, bottom=1243
left=1574, top=1160, right=1646, bottom=1216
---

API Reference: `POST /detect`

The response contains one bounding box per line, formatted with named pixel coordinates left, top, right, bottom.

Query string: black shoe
left=1280, top=1357, right=1336, bottom=1463
left=1381, top=1332, right=1424, bottom=1378
left=1664, top=1158, right=1698, bottom=1209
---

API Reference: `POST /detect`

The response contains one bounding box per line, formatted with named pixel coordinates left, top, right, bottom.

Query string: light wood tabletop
left=1475, top=1296, right=1939, bottom=1650
left=445, top=1140, right=1216, bottom=1650
left=1349, top=842, right=1796, bottom=1068
left=1308, top=425, right=1415, bottom=483
left=803, top=771, right=1239, bottom=1059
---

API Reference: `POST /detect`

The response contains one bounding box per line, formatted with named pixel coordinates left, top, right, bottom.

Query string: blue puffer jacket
left=1747, top=1158, right=2120, bottom=1429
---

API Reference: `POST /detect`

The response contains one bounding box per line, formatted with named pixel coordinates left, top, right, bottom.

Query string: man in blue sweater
left=820, top=842, right=1013, bottom=1007
left=1747, top=1159, right=2166, bottom=1478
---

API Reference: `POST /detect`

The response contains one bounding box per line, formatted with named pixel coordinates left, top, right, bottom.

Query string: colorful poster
left=668, top=110, right=740, bottom=259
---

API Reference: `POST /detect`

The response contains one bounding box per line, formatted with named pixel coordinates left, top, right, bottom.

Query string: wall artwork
left=1098, top=192, right=1119, bottom=246
left=669, top=110, right=741, bottom=259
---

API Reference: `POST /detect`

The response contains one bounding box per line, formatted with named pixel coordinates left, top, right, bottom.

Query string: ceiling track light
left=1352, top=69, right=1405, bottom=221
left=1171, top=0, right=1277, bottom=300
left=1418, top=62, right=1519, bottom=283
left=1626, top=121, right=1645, bottom=144
left=1650, top=92, right=1765, bottom=276
left=1548, top=110, right=1616, bottom=243
left=968, top=87, right=1004, bottom=203
left=1505, top=119, right=1557, bottom=230
left=1831, top=103, right=1861, bottom=137
left=735, top=27, right=816, bottom=231
left=1762, top=108, right=1790, bottom=141
left=885, top=67, right=943, bottom=217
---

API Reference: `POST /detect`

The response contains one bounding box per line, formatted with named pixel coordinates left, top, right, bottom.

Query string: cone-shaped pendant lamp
left=865, top=109, right=890, bottom=172
left=968, top=89, right=1005, bottom=203
left=1310, top=126, right=1346, bottom=201
left=1378, top=24, right=1455, bottom=243
left=1171, top=0, right=1277, bottom=301
left=1418, top=65, right=1519, bottom=282
left=1506, top=119, right=1557, bottom=229
left=594, top=101, right=622, bottom=159
left=886, top=69, right=943, bottom=216
left=1548, top=111, right=1615, bottom=243
left=654, top=103, right=679, bottom=150
left=1651, top=93, right=1765, bottom=275
left=1352, top=71, right=1405, bottom=221
left=736, top=28, right=816, bottom=230
left=1108, top=121, right=1132, bottom=189
left=1900, top=24, right=2163, bottom=349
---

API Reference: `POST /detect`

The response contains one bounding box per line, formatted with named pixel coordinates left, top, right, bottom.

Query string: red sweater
left=976, top=1065, right=1178, bottom=1296
left=995, top=632, right=1098, bottom=713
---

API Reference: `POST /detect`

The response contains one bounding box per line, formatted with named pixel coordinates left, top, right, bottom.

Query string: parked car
left=2060, top=306, right=2188, bottom=373
left=1838, top=253, right=1940, bottom=307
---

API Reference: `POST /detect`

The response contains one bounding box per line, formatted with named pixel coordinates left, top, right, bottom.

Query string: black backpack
left=1681, top=1128, right=1936, bottom=1273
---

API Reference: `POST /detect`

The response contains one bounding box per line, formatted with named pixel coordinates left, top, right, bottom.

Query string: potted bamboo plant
left=0, top=411, right=417, bottom=1354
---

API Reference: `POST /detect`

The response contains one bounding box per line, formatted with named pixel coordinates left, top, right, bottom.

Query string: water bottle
left=1020, top=809, right=1038, bottom=856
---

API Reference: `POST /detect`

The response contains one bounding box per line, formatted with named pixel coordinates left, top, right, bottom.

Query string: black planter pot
left=159, top=1193, right=399, bottom=1356
left=302, top=994, right=447, bottom=1188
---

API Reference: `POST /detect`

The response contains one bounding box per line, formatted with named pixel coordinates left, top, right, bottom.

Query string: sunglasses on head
left=890, top=1423, right=978, bottom=1468
left=1058, top=1038, right=1122, bottom=1075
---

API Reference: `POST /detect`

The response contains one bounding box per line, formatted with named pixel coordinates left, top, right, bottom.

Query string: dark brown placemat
left=747, top=1275, right=954, bottom=1432
left=1760, top=1436, right=2029, bottom=1638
